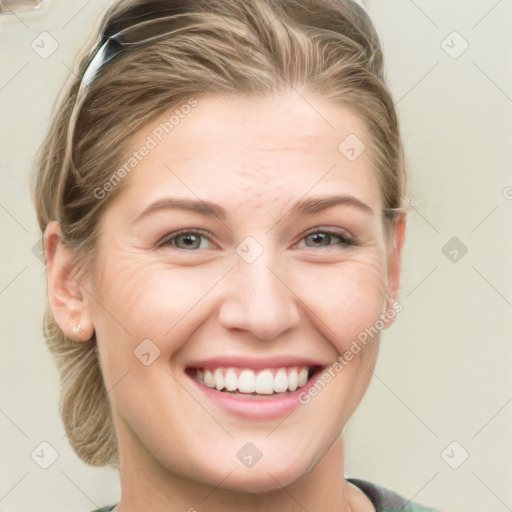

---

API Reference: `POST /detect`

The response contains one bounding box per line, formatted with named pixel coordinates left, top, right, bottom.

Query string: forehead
left=109, top=90, right=382, bottom=219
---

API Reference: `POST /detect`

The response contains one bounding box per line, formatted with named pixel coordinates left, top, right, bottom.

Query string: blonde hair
left=31, top=0, right=405, bottom=467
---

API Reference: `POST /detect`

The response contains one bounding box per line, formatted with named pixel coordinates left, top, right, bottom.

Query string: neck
left=115, top=434, right=374, bottom=512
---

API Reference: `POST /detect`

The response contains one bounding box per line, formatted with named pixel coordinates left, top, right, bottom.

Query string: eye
left=297, top=228, right=356, bottom=249
left=157, top=227, right=356, bottom=252
left=158, top=229, right=215, bottom=251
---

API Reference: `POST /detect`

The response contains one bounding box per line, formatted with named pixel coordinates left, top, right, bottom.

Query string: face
left=78, top=91, right=403, bottom=491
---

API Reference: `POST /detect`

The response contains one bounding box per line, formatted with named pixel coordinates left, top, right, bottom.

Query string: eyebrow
left=133, top=194, right=373, bottom=224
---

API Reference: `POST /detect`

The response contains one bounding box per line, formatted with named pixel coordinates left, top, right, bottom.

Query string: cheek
left=290, top=252, right=387, bottom=353
left=91, top=246, right=387, bottom=346
left=93, top=243, right=217, bottom=324
left=87, top=249, right=230, bottom=375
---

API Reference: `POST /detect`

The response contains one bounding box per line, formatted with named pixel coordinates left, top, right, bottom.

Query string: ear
left=44, top=221, right=94, bottom=342
left=383, top=213, right=406, bottom=328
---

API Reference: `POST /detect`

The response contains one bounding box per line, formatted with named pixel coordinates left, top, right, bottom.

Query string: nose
left=217, top=253, right=301, bottom=341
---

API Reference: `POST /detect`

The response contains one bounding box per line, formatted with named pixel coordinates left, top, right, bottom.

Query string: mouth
left=184, top=356, right=328, bottom=419
left=186, top=365, right=324, bottom=398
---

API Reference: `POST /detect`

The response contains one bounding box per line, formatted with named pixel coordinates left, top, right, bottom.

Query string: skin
left=45, top=90, right=405, bottom=512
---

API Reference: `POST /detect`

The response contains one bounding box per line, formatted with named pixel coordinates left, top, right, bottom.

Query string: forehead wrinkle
left=224, top=184, right=293, bottom=228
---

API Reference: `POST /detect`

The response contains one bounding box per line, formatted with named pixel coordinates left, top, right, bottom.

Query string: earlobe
left=383, top=213, right=406, bottom=328
left=44, top=221, right=94, bottom=342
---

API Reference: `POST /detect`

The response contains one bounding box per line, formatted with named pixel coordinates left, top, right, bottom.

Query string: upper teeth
left=195, top=366, right=310, bottom=394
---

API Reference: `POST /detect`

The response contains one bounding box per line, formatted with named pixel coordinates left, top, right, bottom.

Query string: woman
left=32, top=0, right=440, bottom=510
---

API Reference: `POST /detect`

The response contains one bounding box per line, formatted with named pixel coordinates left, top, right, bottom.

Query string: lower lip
left=189, top=371, right=323, bottom=420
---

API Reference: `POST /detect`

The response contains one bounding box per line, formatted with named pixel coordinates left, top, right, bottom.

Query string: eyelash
left=297, top=228, right=357, bottom=249
left=157, top=227, right=357, bottom=251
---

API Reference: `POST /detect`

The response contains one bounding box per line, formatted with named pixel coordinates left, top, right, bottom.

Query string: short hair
left=31, top=0, right=405, bottom=467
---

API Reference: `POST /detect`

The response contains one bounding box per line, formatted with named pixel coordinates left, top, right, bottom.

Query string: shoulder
left=347, top=477, right=442, bottom=512
left=91, top=479, right=441, bottom=512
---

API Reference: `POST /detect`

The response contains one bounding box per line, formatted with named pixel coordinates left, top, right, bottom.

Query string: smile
left=192, top=366, right=314, bottom=395
left=185, top=357, right=327, bottom=419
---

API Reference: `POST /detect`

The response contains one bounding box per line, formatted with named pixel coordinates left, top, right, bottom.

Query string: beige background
left=1, top=1, right=511, bottom=511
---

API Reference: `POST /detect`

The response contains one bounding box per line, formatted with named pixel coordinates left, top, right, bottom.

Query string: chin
left=216, top=467, right=306, bottom=494
left=203, top=448, right=314, bottom=494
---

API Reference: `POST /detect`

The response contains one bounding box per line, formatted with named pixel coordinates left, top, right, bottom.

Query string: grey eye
left=303, top=231, right=351, bottom=248
left=172, top=233, right=203, bottom=250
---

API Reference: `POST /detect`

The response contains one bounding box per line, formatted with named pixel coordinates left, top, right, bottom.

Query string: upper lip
left=185, top=355, right=329, bottom=371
